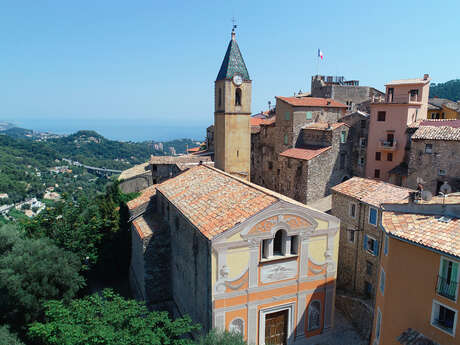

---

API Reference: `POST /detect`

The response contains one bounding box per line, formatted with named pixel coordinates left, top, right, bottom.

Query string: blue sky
left=1, top=0, right=459, bottom=140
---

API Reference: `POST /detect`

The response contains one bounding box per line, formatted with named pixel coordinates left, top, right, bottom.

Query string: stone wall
left=158, top=191, right=213, bottom=334
left=335, top=293, right=374, bottom=341
left=340, top=112, right=369, bottom=177
left=119, top=172, right=153, bottom=194
left=331, top=192, right=383, bottom=302
left=407, top=138, right=460, bottom=194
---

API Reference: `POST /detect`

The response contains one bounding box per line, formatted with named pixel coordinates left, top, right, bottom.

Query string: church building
left=127, top=29, right=341, bottom=345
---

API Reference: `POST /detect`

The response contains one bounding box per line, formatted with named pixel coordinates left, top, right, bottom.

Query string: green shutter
left=374, top=240, right=379, bottom=256
left=452, top=262, right=459, bottom=283
left=306, top=111, right=312, bottom=120
left=341, top=131, right=346, bottom=143
left=441, top=259, right=449, bottom=279
left=285, top=111, right=290, bottom=120
left=284, top=134, right=288, bottom=145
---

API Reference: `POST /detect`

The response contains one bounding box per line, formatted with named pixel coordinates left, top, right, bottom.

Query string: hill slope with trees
left=430, top=79, right=460, bottom=101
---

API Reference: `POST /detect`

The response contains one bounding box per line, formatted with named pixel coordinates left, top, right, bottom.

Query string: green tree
left=194, top=330, right=246, bottom=345
left=0, top=325, right=25, bottom=345
left=0, top=225, right=85, bottom=327
left=29, top=289, right=199, bottom=345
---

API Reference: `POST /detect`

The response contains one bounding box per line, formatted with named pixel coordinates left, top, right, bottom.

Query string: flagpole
left=316, top=49, right=319, bottom=77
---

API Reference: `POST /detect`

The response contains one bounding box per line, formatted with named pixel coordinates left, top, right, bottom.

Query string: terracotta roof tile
left=303, top=122, right=348, bottom=130
left=127, top=185, right=157, bottom=210
left=420, top=119, right=460, bottom=128
left=260, top=117, right=276, bottom=126
left=332, top=177, right=412, bottom=207
left=382, top=212, right=460, bottom=258
left=157, top=165, right=278, bottom=239
left=149, top=154, right=211, bottom=165
left=250, top=117, right=264, bottom=126
left=412, top=125, right=460, bottom=141
left=280, top=147, right=331, bottom=161
left=118, top=162, right=150, bottom=181
left=277, top=96, right=347, bottom=108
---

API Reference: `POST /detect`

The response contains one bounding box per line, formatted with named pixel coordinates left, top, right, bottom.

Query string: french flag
left=318, top=49, right=323, bottom=60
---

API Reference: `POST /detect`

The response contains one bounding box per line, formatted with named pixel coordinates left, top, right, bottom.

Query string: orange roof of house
left=132, top=212, right=158, bottom=240
left=382, top=212, right=460, bottom=258
left=156, top=165, right=278, bottom=239
left=303, top=122, right=348, bottom=130
left=127, top=185, right=157, bottom=210
left=331, top=177, right=412, bottom=207
left=187, top=146, right=202, bottom=153
left=277, top=96, right=347, bottom=108
left=279, top=147, right=331, bottom=161
left=250, top=117, right=265, bottom=126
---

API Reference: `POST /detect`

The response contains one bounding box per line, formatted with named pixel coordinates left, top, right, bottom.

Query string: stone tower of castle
left=214, top=29, right=251, bottom=180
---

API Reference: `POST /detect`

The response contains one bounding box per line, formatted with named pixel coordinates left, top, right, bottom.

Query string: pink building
left=365, top=74, right=430, bottom=185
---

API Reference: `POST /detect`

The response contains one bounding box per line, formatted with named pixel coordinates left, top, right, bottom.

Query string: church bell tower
left=214, top=28, right=251, bottom=180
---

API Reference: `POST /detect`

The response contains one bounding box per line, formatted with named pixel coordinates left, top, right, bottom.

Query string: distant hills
left=430, top=79, right=460, bottom=101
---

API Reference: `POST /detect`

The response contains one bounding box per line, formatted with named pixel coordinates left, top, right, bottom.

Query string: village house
left=126, top=29, right=342, bottom=345
left=406, top=120, right=460, bottom=195
left=428, top=98, right=460, bottom=120
left=366, top=75, right=431, bottom=185
left=371, top=194, right=460, bottom=345
left=331, top=178, right=412, bottom=301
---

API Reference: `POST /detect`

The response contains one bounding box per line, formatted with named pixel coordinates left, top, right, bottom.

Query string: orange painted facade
left=371, top=232, right=460, bottom=344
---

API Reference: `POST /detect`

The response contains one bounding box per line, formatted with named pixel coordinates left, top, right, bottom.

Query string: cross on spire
left=232, top=17, right=237, bottom=32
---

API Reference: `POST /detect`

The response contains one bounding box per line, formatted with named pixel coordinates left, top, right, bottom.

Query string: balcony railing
left=378, top=140, right=397, bottom=151
left=372, top=95, right=421, bottom=104
left=437, top=275, right=458, bottom=301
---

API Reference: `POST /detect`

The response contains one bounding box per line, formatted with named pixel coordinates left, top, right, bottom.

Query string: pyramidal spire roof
left=216, top=30, right=250, bottom=82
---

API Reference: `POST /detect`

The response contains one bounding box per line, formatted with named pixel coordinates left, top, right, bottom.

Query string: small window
left=364, top=234, right=379, bottom=256
left=268, top=161, right=273, bottom=170
left=262, top=239, right=270, bottom=259
left=284, top=111, right=290, bottom=120
left=375, top=308, right=382, bottom=340
left=374, top=169, right=380, bottom=178
left=387, top=153, right=393, bottom=161
left=290, top=235, right=299, bottom=255
left=380, top=267, right=385, bottom=295
left=375, top=152, right=381, bottom=161
left=425, top=144, right=433, bottom=153
left=431, top=301, right=457, bottom=335
left=308, top=300, right=321, bottom=331
left=273, top=230, right=285, bottom=256
left=347, top=229, right=355, bottom=243
left=340, top=131, right=346, bottom=143
left=366, top=261, right=373, bottom=275
left=369, top=207, right=378, bottom=226
left=438, top=258, right=459, bottom=301
left=365, top=281, right=373, bottom=298
left=442, top=112, right=445, bottom=119
left=349, top=203, right=357, bottom=218
left=377, top=111, right=386, bottom=121
left=439, top=169, right=446, bottom=176
left=359, top=156, right=365, bottom=166
left=284, top=134, right=288, bottom=145
left=306, top=111, right=312, bottom=120
left=360, top=120, right=366, bottom=129
left=359, top=137, right=367, bottom=147
left=235, top=88, right=242, bottom=106
left=384, top=235, right=389, bottom=256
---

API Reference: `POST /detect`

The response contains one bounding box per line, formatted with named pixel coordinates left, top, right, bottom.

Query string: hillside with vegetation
left=430, top=79, right=460, bottom=101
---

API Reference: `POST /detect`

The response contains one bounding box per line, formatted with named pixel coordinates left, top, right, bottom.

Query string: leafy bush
left=0, top=325, right=25, bottom=345
left=29, top=289, right=199, bottom=345
left=0, top=225, right=85, bottom=326
left=194, top=330, right=246, bottom=345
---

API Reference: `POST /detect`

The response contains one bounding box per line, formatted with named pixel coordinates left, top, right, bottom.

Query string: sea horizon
left=1, top=116, right=208, bottom=142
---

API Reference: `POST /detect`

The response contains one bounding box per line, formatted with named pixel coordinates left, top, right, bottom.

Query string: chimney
left=424, top=73, right=429, bottom=80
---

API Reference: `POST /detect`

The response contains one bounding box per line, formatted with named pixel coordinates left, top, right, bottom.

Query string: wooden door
left=265, top=310, right=288, bottom=345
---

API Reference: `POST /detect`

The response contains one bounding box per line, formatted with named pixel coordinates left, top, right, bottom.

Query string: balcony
left=372, top=95, right=422, bottom=104
left=378, top=140, right=397, bottom=151
left=437, top=275, right=458, bottom=301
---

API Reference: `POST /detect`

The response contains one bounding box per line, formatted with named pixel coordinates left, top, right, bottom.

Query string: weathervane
left=232, top=17, right=237, bottom=32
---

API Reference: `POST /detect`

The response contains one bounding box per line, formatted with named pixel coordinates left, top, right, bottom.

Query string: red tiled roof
left=156, top=165, right=278, bottom=239
left=261, top=117, right=276, bottom=125
left=303, top=122, right=349, bottom=130
left=187, top=146, right=201, bottom=153
left=331, top=177, right=412, bottom=207
left=250, top=117, right=265, bottom=126
left=279, top=147, right=331, bottom=161
left=382, top=212, right=460, bottom=258
left=277, top=96, right=347, bottom=108
left=127, top=185, right=157, bottom=210
left=412, top=126, right=460, bottom=141
left=420, top=119, right=460, bottom=128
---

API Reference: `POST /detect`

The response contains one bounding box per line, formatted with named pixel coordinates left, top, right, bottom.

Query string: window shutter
left=364, top=235, right=368, bottom=251
left=306, top=111, right=312, bottom=120
left=441, top=259, right=449, bottom=279
left=452, top=262, right=459, bottom=283
left=374, top=240, right=379, bottom=256
left=384, top=235, right=388, bottom=255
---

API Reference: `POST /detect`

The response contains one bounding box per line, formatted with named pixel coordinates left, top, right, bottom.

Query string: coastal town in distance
left=1, top=3, right=459, bottom=345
